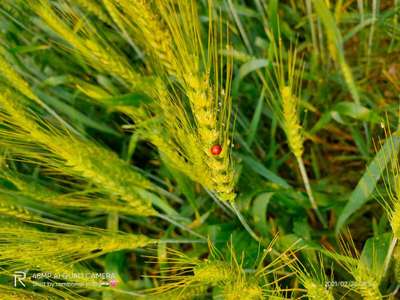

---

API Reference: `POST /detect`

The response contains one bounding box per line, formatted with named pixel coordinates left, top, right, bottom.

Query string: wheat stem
left=231, top=202, right=263, bottom=244
left=75, top=0, right=110, bottom=24
left=383, top=236, right=398, bottom=276
left=32, top=0, right=141, bottom=85
left=306, top=0, right=319, bottom=55
left=357, top=0, right=365, bottom=23
left=366, top=0, right=378, bottom=77
left=103, top=211, right=119, bottom=300
left=157, top=213, right=206, bottom=241
left=281, top=84, right=326, bottom=227
left=297, top=156, right=327, bottom=228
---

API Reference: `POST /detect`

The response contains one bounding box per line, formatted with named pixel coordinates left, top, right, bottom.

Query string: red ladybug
left=210, top=144, right=222, bottom=155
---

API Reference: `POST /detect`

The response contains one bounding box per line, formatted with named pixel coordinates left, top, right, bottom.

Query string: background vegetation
left=0, top=0, right=399, bottom=299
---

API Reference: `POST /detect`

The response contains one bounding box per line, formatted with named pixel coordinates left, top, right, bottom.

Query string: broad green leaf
left=238, top=154, right=291, bottom=189
left=232, top=59, right=269, bottom=96
left=334, top=102, right=380, bottom=123
left=350, top=126, right=369, bottom=158
left=252, top=192, right=273, bottom=236
left=10, top=44, right=50, bottom=54
left=336, top=134, right=400, bottom=233
left=237, top=59, right=269, bottom=81
left=36, top=90, right=120, bottom=136
left=246, top=89, right=265, bottom=147
left=267, top=0, right=279, bottom=41
left=310, top=111, right=332, bottom=134
left=126, top=132, right=140, bottom=161
left=41, top=75, right=74, bottom=87
left=104, top=92, right=153, bottom=107
left=229, top=229, right=260, bottom=268
left=312, top=0, right=361, bottom=105
left=360, top=233, right=392, bottom=277
left=137, top=189, right=179, bottom=217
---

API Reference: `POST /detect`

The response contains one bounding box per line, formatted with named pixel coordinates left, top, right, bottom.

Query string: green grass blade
left=336, top=134, right=400, bottom=233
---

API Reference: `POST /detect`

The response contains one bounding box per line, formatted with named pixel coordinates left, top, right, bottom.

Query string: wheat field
left=0, top=0, right=399, bottom=299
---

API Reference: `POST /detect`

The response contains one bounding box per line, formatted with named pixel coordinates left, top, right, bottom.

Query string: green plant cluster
left=0, top=1, right=399, bottom=299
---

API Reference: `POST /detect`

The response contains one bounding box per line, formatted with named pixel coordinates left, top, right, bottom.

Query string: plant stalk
left=297, top=156, right=327, bottom=228
left=231, top=202, right=263, bottom=244
left=383, top=236, right=398, bottom=276
left=103, top=212, right=119, bottom=300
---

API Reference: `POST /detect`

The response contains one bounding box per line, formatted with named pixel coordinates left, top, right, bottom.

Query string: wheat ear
left=0, top=221, right=154, bottom=263
left=0, top=91, right=156, bottom=216
left=286, top=253, right=334, bottom=300
left=334, top=233, right=383, bottom=300
left=106, top=0, right=236, bottom=201
left=0, top=46, right=39, bottom=102
left=381, top=145, right=400, bottom=239
left=280, top=86, right=322, bottom=222
left=144, top=285, right=208, bottom=300
left=149, top=1, right=236, bottom=201
left=375, top=127, right=400, bottom=279
left=222, top=276, right=264, bottom=300
left=1, top=169, right=146, bottom=216
left=0, top=281, right=82, bottom=300
left=113, top=0, right=179, bottom=76
left=0, top=193, right=39, bottom=221
left=0, top=285, right=48, bottom=300
left=353, top=265, right=382, bottom=300
left=277, top=47, right=326, bottom=227
left=266, top=38, right=327, bottom=227
left=302, top=279, right=334, bottom=300
left=31, top=0, right=140, bottom=85
left=75, top=0, right=110, bottom=24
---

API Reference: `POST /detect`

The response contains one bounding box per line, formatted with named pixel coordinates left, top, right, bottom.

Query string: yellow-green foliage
left=2, top=1, right=398, bottom=299
left=26, top=0, right=236, bottom=202
left=265, top=39, right=325, bottom=225
left=332, top=235, right=383, bottom=300
left=303, top=279, right=334, bottom=300
left=147, top=238, right=293, bottom=299
left=389, top=202, right=400, bottom=238
left=388, top=173, right=400, bottom=238
left=0, top=220, right=154, bottom=265
left=147, top=249, right=239, bottom=297
left=0, top=219, right=153, bottom=292
left=0, top=282, right=87, bottom=300
left=0, top=194, right=38, bottom=221
left=111, top=0, right=178, bottom=76
left=74, top=0, right=110, bottom=24
left=30, top=0, right=140, bottom=85
left=0, top=169, right=145, bottom=216
left=0, top=46, right=39, bottom=103
left=145, top=285, right=208, bottom=300
left=71, top=0, right=237, bottom=201
left=287, top=254, right=334, bottom=300
left=152, top=1, right=235, bottom=201
left=0, top=90, right=156, bottom=216
left=152, top=258, right=236, bottom=295
left=0, top=285, right=47, bottom=300
left=192, top=261, right=235, bottom=284
left=352, top=264, right=382, bottom=300
left=311, top=0, right=361, bottom=105
left=222, top=277, right=264, bottom=300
